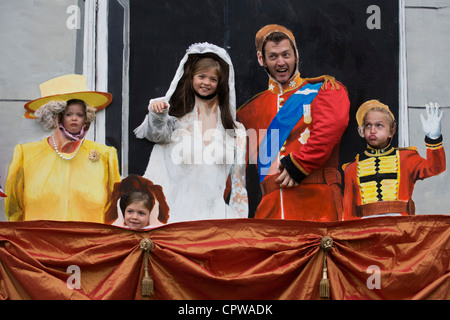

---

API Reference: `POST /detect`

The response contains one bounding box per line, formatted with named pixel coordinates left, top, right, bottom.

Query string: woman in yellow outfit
left=5, top=74, right=121, bottom=223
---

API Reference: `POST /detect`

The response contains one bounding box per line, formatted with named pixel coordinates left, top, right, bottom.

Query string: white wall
left=405, top=0, right=450, bottom=214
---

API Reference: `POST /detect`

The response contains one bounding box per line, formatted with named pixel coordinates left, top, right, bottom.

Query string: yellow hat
left=24, top=74, right=112, bottom=119
left=356, top=100, right=395, bottom=127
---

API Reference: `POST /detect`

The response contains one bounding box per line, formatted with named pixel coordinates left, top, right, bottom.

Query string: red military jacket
left=342, top=137, right=446, bottom=220
left=237, top=73, right=350, bottom=221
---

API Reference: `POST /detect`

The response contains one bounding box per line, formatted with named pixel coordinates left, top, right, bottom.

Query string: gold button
left=280, top=146, right=286, bottom=152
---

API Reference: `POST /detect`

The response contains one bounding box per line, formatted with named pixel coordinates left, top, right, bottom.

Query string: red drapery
left=0, top=215, right=449, bottom=300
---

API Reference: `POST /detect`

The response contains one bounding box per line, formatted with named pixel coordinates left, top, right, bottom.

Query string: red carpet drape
left=0, top=215, right=448, bottom=300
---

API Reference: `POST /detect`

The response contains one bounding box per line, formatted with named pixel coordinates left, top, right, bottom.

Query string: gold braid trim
left=426, top=141, right=443, bottom=150
left=304, top=75, right=340, bottom=91
left=289, top=153, right=310, bottom=176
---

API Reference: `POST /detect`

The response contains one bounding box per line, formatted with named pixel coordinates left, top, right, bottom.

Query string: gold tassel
left=319, top=236, right=333, bottom=299
left=140, top=238, right=154, bottom=297
left=319, top=264, right=330, bottom=299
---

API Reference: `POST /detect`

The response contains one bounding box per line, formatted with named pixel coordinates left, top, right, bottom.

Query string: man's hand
left=275, top=164, right=299, bottom=188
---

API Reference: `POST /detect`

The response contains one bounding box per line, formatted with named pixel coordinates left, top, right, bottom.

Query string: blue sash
left=258, top=82, right=322, bottom=183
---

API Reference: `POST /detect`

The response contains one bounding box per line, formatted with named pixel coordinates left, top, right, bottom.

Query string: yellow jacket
left=5, top=138, right=120, bottom=222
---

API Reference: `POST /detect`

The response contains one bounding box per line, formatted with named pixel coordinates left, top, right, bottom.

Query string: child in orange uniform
left=342, top=100, right=445, bottom=219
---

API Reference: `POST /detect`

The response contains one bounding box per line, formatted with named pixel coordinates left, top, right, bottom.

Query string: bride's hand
left=150, top=100, right=169, bottom=114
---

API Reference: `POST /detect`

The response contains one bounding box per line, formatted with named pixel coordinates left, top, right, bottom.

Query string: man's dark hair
left=261, top=32, right=297, bottom=59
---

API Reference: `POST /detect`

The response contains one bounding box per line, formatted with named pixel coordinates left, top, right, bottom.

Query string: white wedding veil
left=134, top=42, right=236, bottom=139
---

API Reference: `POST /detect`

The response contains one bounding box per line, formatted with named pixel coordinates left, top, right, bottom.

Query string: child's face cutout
left=192, top=67, right=219, bottom=98
left=360, top=110, right=394, bottom=149
left=62, top=103, right=86, bottom=134
left=124, top=201, right=151, bottom=230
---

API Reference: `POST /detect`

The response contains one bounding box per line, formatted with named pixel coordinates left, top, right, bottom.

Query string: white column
left=83, top=0, right=109, bottom=144
left=398, top=0, right=409, bottom=147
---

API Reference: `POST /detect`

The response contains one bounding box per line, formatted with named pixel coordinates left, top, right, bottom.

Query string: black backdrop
left=106, top=0, right=400, bottom=216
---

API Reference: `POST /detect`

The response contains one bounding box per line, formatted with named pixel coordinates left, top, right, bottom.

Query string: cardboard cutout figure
left=4, top=75, right=120, bottom=222
left=106, top=174, right=170, bottom=228
left=342, top=100, right=446, bottom=219
left=237, top=24, right=350, bottom=221
left=134, top=43, right=248, bottom=223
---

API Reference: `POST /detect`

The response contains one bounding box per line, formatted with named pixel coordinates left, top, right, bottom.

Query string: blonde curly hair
left=34, top=99, right=96, bottom=131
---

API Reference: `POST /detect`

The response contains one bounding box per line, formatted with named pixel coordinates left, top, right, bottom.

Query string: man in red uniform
left=237, top=24, right=350, bottom=221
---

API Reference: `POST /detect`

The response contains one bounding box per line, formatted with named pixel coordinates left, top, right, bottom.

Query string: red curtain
left=0, top=215, right=448, bottom=300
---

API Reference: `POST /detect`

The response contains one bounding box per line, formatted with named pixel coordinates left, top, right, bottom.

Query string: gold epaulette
left=342, top=154, right=359, bottom=172
left=342, top=162, right=350, bottom=172
left=304, top=75, right=340, bottom=91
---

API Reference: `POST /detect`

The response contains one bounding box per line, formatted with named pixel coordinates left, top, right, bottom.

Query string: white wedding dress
left=134, top=43, right=248, bottom=223
left=141, top=105, right=247, bottom=223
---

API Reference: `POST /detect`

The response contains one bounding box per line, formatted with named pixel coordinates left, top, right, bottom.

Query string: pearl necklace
left=51, top=135, right=84, bottom=160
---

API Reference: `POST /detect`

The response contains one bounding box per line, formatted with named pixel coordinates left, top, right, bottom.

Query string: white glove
left=420, top=102, right=443, bottom=139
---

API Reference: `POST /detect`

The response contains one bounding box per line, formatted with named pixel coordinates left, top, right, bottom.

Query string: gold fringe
left=140, top=238, right=155, bottom=297
left=304, top=75, right=340, bottom=91
left=319, top=236, right=333, bottom=299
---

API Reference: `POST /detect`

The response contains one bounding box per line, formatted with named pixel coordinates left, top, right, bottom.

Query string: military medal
left=303, top=104, right=312, bottom=124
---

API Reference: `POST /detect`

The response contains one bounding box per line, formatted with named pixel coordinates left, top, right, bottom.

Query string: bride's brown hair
left=168, top=53, right=236, bottom=131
